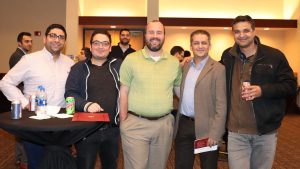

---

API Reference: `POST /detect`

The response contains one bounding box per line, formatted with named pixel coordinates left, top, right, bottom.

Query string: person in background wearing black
left=65, top=30, right=121, bottom=169
left=109, top=28, right=135, bottom=60
left=9, top=32, right=32, bottom=69
left=184, top=50, right=191, bottom=58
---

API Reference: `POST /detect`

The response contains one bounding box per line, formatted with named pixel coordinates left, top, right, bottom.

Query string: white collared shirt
left=0, top=47, right=74, bottom=108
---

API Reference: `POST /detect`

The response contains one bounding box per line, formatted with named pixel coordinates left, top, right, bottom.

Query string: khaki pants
left=120, top=113, right=174, bottom=169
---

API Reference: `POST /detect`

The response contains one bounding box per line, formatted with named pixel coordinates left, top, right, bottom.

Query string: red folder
left=72, top=112, right=110, bottom=122
left=194, top=138, right=209, bottom=149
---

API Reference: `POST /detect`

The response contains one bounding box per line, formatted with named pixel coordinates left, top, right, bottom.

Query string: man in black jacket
left=109, top=28, right=135, bottom=60
left=65, top=30, right=121, bottom=169
left=9, top=32, right=32, bottom=68
left=220, top=15, right=297, bottom=169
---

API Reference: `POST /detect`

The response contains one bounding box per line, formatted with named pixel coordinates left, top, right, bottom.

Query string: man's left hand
left=207, top=138, right=218, bottom=147
left=241, top=85, right=262, bottom=101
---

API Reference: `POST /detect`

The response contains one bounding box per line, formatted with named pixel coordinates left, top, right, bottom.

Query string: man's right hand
left=24, top=104, right=29, bottom=110
left=119, top=112, right=128, bottom=122
left=87, top=103, right=104, bottom=113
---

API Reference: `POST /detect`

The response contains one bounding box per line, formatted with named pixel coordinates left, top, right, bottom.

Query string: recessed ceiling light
left=264, top=28, right=270, bottom=30
left=224, top=27, right=229, bottom=30
left=181, top=27, right=187, bottom=29
left=110, top=25, right=117, bottom=28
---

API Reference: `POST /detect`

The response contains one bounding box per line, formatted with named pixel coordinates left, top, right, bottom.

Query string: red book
left=72, top=112, right=110, bottom=122
left=194, top=138, right=218, bottom=154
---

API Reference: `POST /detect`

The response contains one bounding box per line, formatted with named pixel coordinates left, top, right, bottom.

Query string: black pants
left=75, top=126, right=120, bottom=169
left=175, top=116, right=219, bottom=169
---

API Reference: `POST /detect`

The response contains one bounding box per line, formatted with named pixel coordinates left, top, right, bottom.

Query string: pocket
left=120, top=113, right=131, bottom=132
left=255, top=64, right=274, bottom=75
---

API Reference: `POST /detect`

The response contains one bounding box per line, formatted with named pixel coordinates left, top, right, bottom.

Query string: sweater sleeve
left=65, top=63, right=89, bottom=112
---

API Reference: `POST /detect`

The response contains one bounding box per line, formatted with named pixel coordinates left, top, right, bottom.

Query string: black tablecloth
left=0, top=110, right=103, bottom=169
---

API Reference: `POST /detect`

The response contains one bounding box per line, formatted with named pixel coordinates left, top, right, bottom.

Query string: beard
left=145, top=37, right=164, bottom=52
left=120, top=38, right=129, bottom=45
left=236, top=38, right=255, bottom=49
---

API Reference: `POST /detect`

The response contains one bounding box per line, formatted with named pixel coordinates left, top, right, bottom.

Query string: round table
left=0, top=110, right=103, bottom=169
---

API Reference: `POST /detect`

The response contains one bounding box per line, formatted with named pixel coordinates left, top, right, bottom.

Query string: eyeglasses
left=47, top=33, right=65, bottom=41
left=91, top=41, right=110, bottom=47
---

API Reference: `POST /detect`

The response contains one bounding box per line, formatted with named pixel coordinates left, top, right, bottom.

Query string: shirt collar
left=190, top=55, right=209, bottom=70
left=42, top=47, right=62, bottom=61
left=142, top=46, right=168, bottom=60
left=18, top=47, right=27, bottom=55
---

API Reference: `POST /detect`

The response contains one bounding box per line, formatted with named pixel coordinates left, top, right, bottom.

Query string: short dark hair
left=90, top=30, right=112, bottom=45
left=184, top=50, right=191, bottom=57
left=17, top=32, right=31, bottom=43
left=119, top=28, right=130, bottom=35
left=45, top=24, right=67, bottom=40
left=232, top=15, right=255, bottom=30
left=170, top=46, right=184, bottom=56
left=190, top=30, right=211, bottom=44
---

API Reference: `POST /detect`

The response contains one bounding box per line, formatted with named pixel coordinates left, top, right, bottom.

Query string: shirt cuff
left=84, top=102, right=93, bottom=112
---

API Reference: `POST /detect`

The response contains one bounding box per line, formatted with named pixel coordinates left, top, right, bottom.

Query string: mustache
left=150, top=38, right=161, bottom=42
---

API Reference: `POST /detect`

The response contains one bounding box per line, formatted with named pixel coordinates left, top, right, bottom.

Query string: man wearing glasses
left=65, top=30, right=121, bottom=169
left=0, top=24, right=74, bottom=169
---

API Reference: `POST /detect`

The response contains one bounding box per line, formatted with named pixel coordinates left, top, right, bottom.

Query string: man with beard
left=220, top=15, right=297, bottom=169
left=0, top=24, right=74, bottom=169
left=119, top=20, right=182, bottom=169
left=9, top=32, right=33, bottom=69
left=110, top=28, right=135, bottom=60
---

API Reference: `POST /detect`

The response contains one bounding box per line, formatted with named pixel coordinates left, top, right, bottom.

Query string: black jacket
left=65, top=57, right=122, bottom=125
left=109, top=43, right=135, bottom=60
left=9, top=48, right=26, bottom=69
left=220, top=38, right=297, bottom=134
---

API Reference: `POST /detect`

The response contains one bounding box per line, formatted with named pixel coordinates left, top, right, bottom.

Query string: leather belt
left=181, top=114, right=194, bottom=121
left=128, top=111, right=169, bottom=120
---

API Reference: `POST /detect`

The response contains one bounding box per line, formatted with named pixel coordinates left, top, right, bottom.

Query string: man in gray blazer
left=174, top=30, right=227, bottom=169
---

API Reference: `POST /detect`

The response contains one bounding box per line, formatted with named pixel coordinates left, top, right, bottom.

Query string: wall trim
left=79, top=16, right=297, bottom=28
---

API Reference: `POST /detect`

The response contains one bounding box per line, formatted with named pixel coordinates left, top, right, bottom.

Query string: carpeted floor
left=1, top=113, right=300, bottom=169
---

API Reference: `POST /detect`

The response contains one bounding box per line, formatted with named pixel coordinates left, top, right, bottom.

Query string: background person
left=109, top=28, right=136, bottom=60
left=9, top=32, right=32, bottom=69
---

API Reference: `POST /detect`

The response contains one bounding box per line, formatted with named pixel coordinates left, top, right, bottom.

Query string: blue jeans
left=228, top=131, right=277, bottom=169
left=22, top=141, right=44, bottom=169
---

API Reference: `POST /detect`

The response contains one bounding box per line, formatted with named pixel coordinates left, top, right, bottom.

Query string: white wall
left=0, top=0, right=66, bottom=73
left=79, top=0, right=147, bottom=16
left=162, top=0, right=284, bottom=19
left=284, top=1, right=300, bottom=84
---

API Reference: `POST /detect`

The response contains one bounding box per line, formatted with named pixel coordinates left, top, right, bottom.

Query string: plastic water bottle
left=35, top=85, right=47, bottom=116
